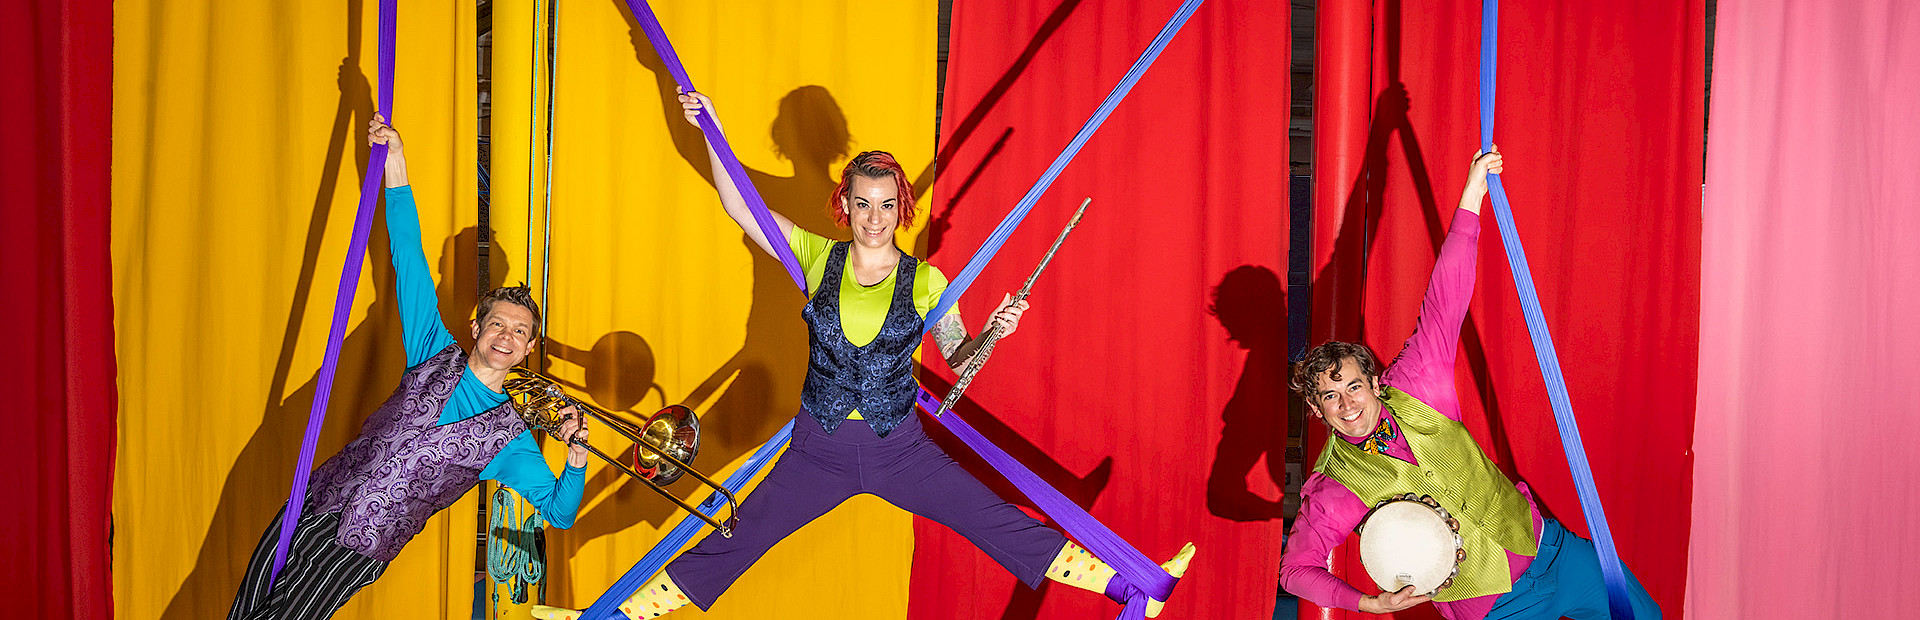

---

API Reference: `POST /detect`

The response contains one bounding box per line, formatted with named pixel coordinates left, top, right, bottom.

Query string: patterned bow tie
left=1359, top=416, right=1398, bottom=456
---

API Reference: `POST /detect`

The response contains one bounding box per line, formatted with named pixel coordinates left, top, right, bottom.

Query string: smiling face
left=843, top=174, right=901, bottom=249
left=1307, top=357, right=1388, bottom=438
left=470, top=302, right=536, bottom=372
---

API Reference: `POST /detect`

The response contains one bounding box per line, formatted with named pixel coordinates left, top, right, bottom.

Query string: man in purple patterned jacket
left=228, top=117, right=591, bottom=620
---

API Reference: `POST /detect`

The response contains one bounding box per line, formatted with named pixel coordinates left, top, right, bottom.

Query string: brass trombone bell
left=502, top=367, right=738, bottom=537
left=633, top=405, right=699, bottom=485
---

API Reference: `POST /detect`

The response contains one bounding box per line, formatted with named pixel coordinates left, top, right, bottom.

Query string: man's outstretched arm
left=371, top=116, right=455, bottom=367
left=1382, top=149, right=1504, bottom=421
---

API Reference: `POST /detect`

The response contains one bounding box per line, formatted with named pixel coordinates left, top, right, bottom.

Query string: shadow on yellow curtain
left=112, top=0, right=480, bottom=618
left=491, top=0, right=933, bottom=617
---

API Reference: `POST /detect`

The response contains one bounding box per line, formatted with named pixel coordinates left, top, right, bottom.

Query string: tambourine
left=1356, top=493, right=1465, bottom=597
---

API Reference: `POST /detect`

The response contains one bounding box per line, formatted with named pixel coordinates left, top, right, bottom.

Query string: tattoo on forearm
left=934, top=313, right=967, bottom=359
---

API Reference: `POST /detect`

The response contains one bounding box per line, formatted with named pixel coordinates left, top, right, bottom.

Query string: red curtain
left=914, top=0, right=1291, bottom=617
left=0, top=0, right=118, bottom=617
left=1305, top=1, right=1704, bottom=618
left=1691, top=1, right=1920, bottom=617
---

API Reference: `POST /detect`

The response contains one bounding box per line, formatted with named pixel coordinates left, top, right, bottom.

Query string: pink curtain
left=1691, top=1, right=1920, bottom=618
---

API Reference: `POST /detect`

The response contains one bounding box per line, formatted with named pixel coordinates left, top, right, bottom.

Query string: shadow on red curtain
left=0, top=0, right=118, bottom=617
left=912, top=0, right=1292, bottom=618
left=1304, top=0, right=1703, bottom=618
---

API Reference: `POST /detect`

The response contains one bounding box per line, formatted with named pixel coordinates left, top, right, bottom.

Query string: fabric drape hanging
left=924, top=1, right=1293, bottom=617
left=1691, top=1, right=1920, bottom=617
left=0, top=0, right=116, bottom=617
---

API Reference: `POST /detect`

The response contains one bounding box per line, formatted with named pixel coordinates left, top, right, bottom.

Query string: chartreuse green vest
left=1312, top=387, right=1538, bottom=602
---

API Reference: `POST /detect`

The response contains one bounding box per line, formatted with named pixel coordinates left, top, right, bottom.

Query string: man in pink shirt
left=1278, top=149, right=1660, bottom=619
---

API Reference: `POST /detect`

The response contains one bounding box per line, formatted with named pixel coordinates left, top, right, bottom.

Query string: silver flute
left=933, top=197, right=1091, bottom=417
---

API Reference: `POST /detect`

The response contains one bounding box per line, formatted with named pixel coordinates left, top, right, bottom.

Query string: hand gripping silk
left=305, top=345, right=528, bottom=561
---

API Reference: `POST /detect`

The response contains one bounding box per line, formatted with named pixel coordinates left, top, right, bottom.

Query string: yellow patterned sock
left=1044, top=541, right=1118, bottom=595
left=1145, top=542, right=1197, bottom=618
left=528, top=572, right=691, bottom=620
left=617, top=572, right=692, bottom=619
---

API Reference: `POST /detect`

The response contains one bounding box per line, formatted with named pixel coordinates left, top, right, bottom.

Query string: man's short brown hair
left=476, top=285, right=542, bottom=335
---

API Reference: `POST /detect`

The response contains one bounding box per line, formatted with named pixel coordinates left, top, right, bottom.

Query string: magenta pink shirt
left=1277, top=210, right=1543, bottom=620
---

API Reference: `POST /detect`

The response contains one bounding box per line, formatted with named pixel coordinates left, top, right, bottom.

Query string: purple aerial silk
left=269, top=0, right=399, bottom=585
left=618, top=0, right=808, bottom=294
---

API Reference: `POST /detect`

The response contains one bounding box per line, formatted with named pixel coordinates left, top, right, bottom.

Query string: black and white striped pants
left=228, top=504, right=388, bottom=620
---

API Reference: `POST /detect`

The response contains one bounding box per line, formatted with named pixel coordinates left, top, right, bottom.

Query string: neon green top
left=789, top=227, right=955, bottom=346
left=789, top=227, right=956, bottom=421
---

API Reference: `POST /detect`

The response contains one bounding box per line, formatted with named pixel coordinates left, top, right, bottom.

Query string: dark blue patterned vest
left=306, top=344, right=527, bottom=561
left=799, top=242, right=924, bottom=437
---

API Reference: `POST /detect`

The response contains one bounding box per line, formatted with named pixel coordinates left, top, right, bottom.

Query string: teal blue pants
left=1484, top=519, right=1662, bottom=620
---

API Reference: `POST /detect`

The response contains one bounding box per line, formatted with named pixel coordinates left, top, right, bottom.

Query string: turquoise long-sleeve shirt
left=385, top=185, right=586, bottom=528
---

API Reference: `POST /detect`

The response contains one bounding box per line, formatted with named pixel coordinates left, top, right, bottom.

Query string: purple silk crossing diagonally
left=912, top=388, right=1179, bottom=614
left=581, top=2, right=1202, bottom=619
left=618, top=0, right=809, bottom=294
left=269, top=0, right=399, bottom=585
left=919, top=0, right=1205, bottom=333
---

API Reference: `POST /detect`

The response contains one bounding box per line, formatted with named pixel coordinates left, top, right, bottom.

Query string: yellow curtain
left=112, top=1, right=482, bottom=618
left=491, top=0, right=933, bottom=617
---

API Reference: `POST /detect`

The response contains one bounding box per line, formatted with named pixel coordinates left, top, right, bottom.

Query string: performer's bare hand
left=988, top=293, right=1029, bottom=338
left=1358, top=586, right=1432, bottom=613
left=677, top=89, right=720, bottom=130
left=369, top=114, right=409, bottom=187
left=557, top=405, right=590, bottom=468
left=1466, top=146, right=1503, bottom=197
left=368, top=114, right=404, bottom=152
left=1457, top=146, right=1503, bottom=215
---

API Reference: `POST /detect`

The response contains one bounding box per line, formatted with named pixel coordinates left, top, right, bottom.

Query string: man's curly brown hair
left=1288, top=341, right=1383, bottom=397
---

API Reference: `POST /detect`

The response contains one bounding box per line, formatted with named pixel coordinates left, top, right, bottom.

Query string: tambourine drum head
left=637, top=405, right=701, bottom=485
left=1358, top=500, right=1460, bottom=596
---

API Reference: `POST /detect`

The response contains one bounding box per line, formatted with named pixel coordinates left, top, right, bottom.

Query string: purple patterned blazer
left=306, top=344, right=527, bottom=561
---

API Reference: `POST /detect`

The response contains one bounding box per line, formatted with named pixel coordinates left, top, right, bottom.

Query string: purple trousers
left=665, top=411, right=1068, bottom=610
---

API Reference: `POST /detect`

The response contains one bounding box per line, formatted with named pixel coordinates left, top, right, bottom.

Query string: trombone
left=502, top=367, right=739, bottom=537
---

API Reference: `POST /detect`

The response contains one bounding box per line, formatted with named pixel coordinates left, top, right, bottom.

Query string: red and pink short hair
left=828, top=151, right=916, bottom=227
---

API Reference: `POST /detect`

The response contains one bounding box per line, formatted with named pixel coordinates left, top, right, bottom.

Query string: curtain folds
left=1691, top=1, right=1920, bottom=617
left=1, top=0, right=117, bottom=618
left=924, top=1, right=1293, bottom=617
